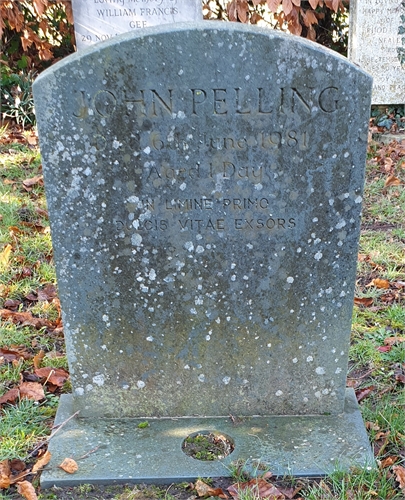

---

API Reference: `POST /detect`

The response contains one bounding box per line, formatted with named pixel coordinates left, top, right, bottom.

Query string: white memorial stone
left=349, top=0, right=405, bottom=104
left=72, top=0, right=202, bottom=50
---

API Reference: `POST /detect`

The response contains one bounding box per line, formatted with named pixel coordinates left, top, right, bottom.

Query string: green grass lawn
left=0, top=125, right=404, bottom=499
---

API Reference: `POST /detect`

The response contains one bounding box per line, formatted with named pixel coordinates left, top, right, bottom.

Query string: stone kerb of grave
left=33, top=22, right=374, bottom=485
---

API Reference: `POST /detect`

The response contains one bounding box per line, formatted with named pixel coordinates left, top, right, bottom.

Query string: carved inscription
left=73, top=0, right=201, bottom=49
left=114, top=197, right=297, bottom=235
left=74, top=86, right=339, bottom=119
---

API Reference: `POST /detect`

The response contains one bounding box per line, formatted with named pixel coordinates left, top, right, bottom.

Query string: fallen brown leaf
left=33, top=350, right=45, bottom=369
left=277, top=483, right=304, bottom=499
left=37, top=284, right=57, bottom=302
left=228, top=478, right=285, bottom=500
left=32, top=451, right=51, bottom=473
left=0, top=244, right=12, bottom=267
left=380, top=456, right=398, bottom=468
left=366, top=278, right=390, bottom=289
left=375, top=430, right=390, bottom=442
left=59, top=458, right=78, bottom=474
left=19, top=382, right=45, bottom=401
left=365, top=421, right=380, bottom=431
left=0, top=346, right=31, bottom=362
left=354, top=297, right=373, bottom=307
left=393, top=465, right=405, bottom=490
left=9, top=459, right=26, bottom=472
left=0, top=309, right=52, bottom=329
left=0, top=388, right=19, bottom=405
left=195, top=479, right=228, bottom=498
left=3, top=299, right=21, bottom=310
left=17, top=480, right=38, bottom=500
left=384, top=336, right=405, bottom=345
left=0, top=460, right=11, bottom=489
left=377, top=346, right=392, bottom=353
left=22, top=175, right=43, bottom=189
left=384, top=175, right=402, bottom=188
left=396, top=373, right=405, bottom=384
left=34, top=367, right=69, bottom=387
left=355, top=386, right=375, bottom=403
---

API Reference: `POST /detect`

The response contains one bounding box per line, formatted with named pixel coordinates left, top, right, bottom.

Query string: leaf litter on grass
left=1, top=131, right=405, bottom=498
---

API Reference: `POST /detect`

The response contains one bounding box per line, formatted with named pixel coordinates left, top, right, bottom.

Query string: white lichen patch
left=315, top=367, right=326, bottom=375
left=222, top=376, right=231, bottom=385
left=92, top=374, right=105, bottom=386
left=131, top=233, right=143, bottom=247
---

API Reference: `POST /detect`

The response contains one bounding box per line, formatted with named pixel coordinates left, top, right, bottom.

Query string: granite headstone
left=33, top=22, right=374, bottom=485
left=72, top=0, right=202, bottom=50
left=349, top=0, right=405, bottom=104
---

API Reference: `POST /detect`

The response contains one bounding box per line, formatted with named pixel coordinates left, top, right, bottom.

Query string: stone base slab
left=41, top=389, right=374, bottom=487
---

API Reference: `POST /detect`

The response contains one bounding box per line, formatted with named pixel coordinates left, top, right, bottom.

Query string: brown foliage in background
left=0, top=1, right=75, bottom=71
left=1, top=1, right=348, bottom=72
left=203, top=0, right=348, bottom=45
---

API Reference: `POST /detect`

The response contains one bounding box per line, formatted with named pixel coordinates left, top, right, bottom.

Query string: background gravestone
left=349, top=0, right=405, bottom=104
left=33, top=22, right=373, bottom=485
left=72, top=0, right=202, bottom=50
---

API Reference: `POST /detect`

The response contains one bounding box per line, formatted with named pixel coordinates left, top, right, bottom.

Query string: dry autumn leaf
left=384, top=336, right=405, bottom=345
left=393, top=465, right=405, bottom=490
left=33, top=350, right=45, bottom=369
left=380, top=456, right=398, bottom=468
left=32, top=450, right=51, bottom=474
left=59, top=458, right=78, bottom=474
left=384, top=175, right=402, bottom=188
left=34, top=367, right=69, bottom=387
left=377, top=345, right=391, bottom=353
left=0, top=244, right=12, bottom=266
left=228, top=478, right=285, bottom=500
left=267, top=0, right=280, bottom=13
left=17, top=480, right=38, bottom=500
left=355, top=386, right=375, bottom=403
left=37, top=284, right=57, bottom=301
left=0, top=309, right=53, bottom=329
left=195, top=479, right=228, bottom=498
left=366, top=278, right=390, bottom=289
left=19, top=382, right=45, bottom=401
left=22, top=175, right=43, bottom=188
left=0, top=460, right=11, bottom=489
left=365, top=421, right=380, bottom=431
left=0, top=388, right=19, bottom=405
left=0, top=346, right=31, bottom=362
left=354, top=297, right=373, bottom=307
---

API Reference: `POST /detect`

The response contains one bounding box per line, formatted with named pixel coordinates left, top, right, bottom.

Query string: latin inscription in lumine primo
left=73, top=84, right=340, bottom=234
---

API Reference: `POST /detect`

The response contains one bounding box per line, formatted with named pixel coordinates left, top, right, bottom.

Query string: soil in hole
left=182, top=431, right=234, bottom=461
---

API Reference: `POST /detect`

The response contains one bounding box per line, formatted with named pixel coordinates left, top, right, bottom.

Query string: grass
left=0, top=400, right=51, bottom=461
left=0, top=128, right=404, bottom=498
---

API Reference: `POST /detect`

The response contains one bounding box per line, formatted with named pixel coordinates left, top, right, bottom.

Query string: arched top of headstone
left=35, top=21, right=371, bottom=84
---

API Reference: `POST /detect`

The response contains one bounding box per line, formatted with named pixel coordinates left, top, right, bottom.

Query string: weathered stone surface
left=349, top=0, right=405, bottom=104
left=71, top=0, right=202, bottom=50
left=33, top=22, right=372, bottom=420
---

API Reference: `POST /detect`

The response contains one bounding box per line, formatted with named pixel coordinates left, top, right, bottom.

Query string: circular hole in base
left=182, top=430, right=235, bottom=461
